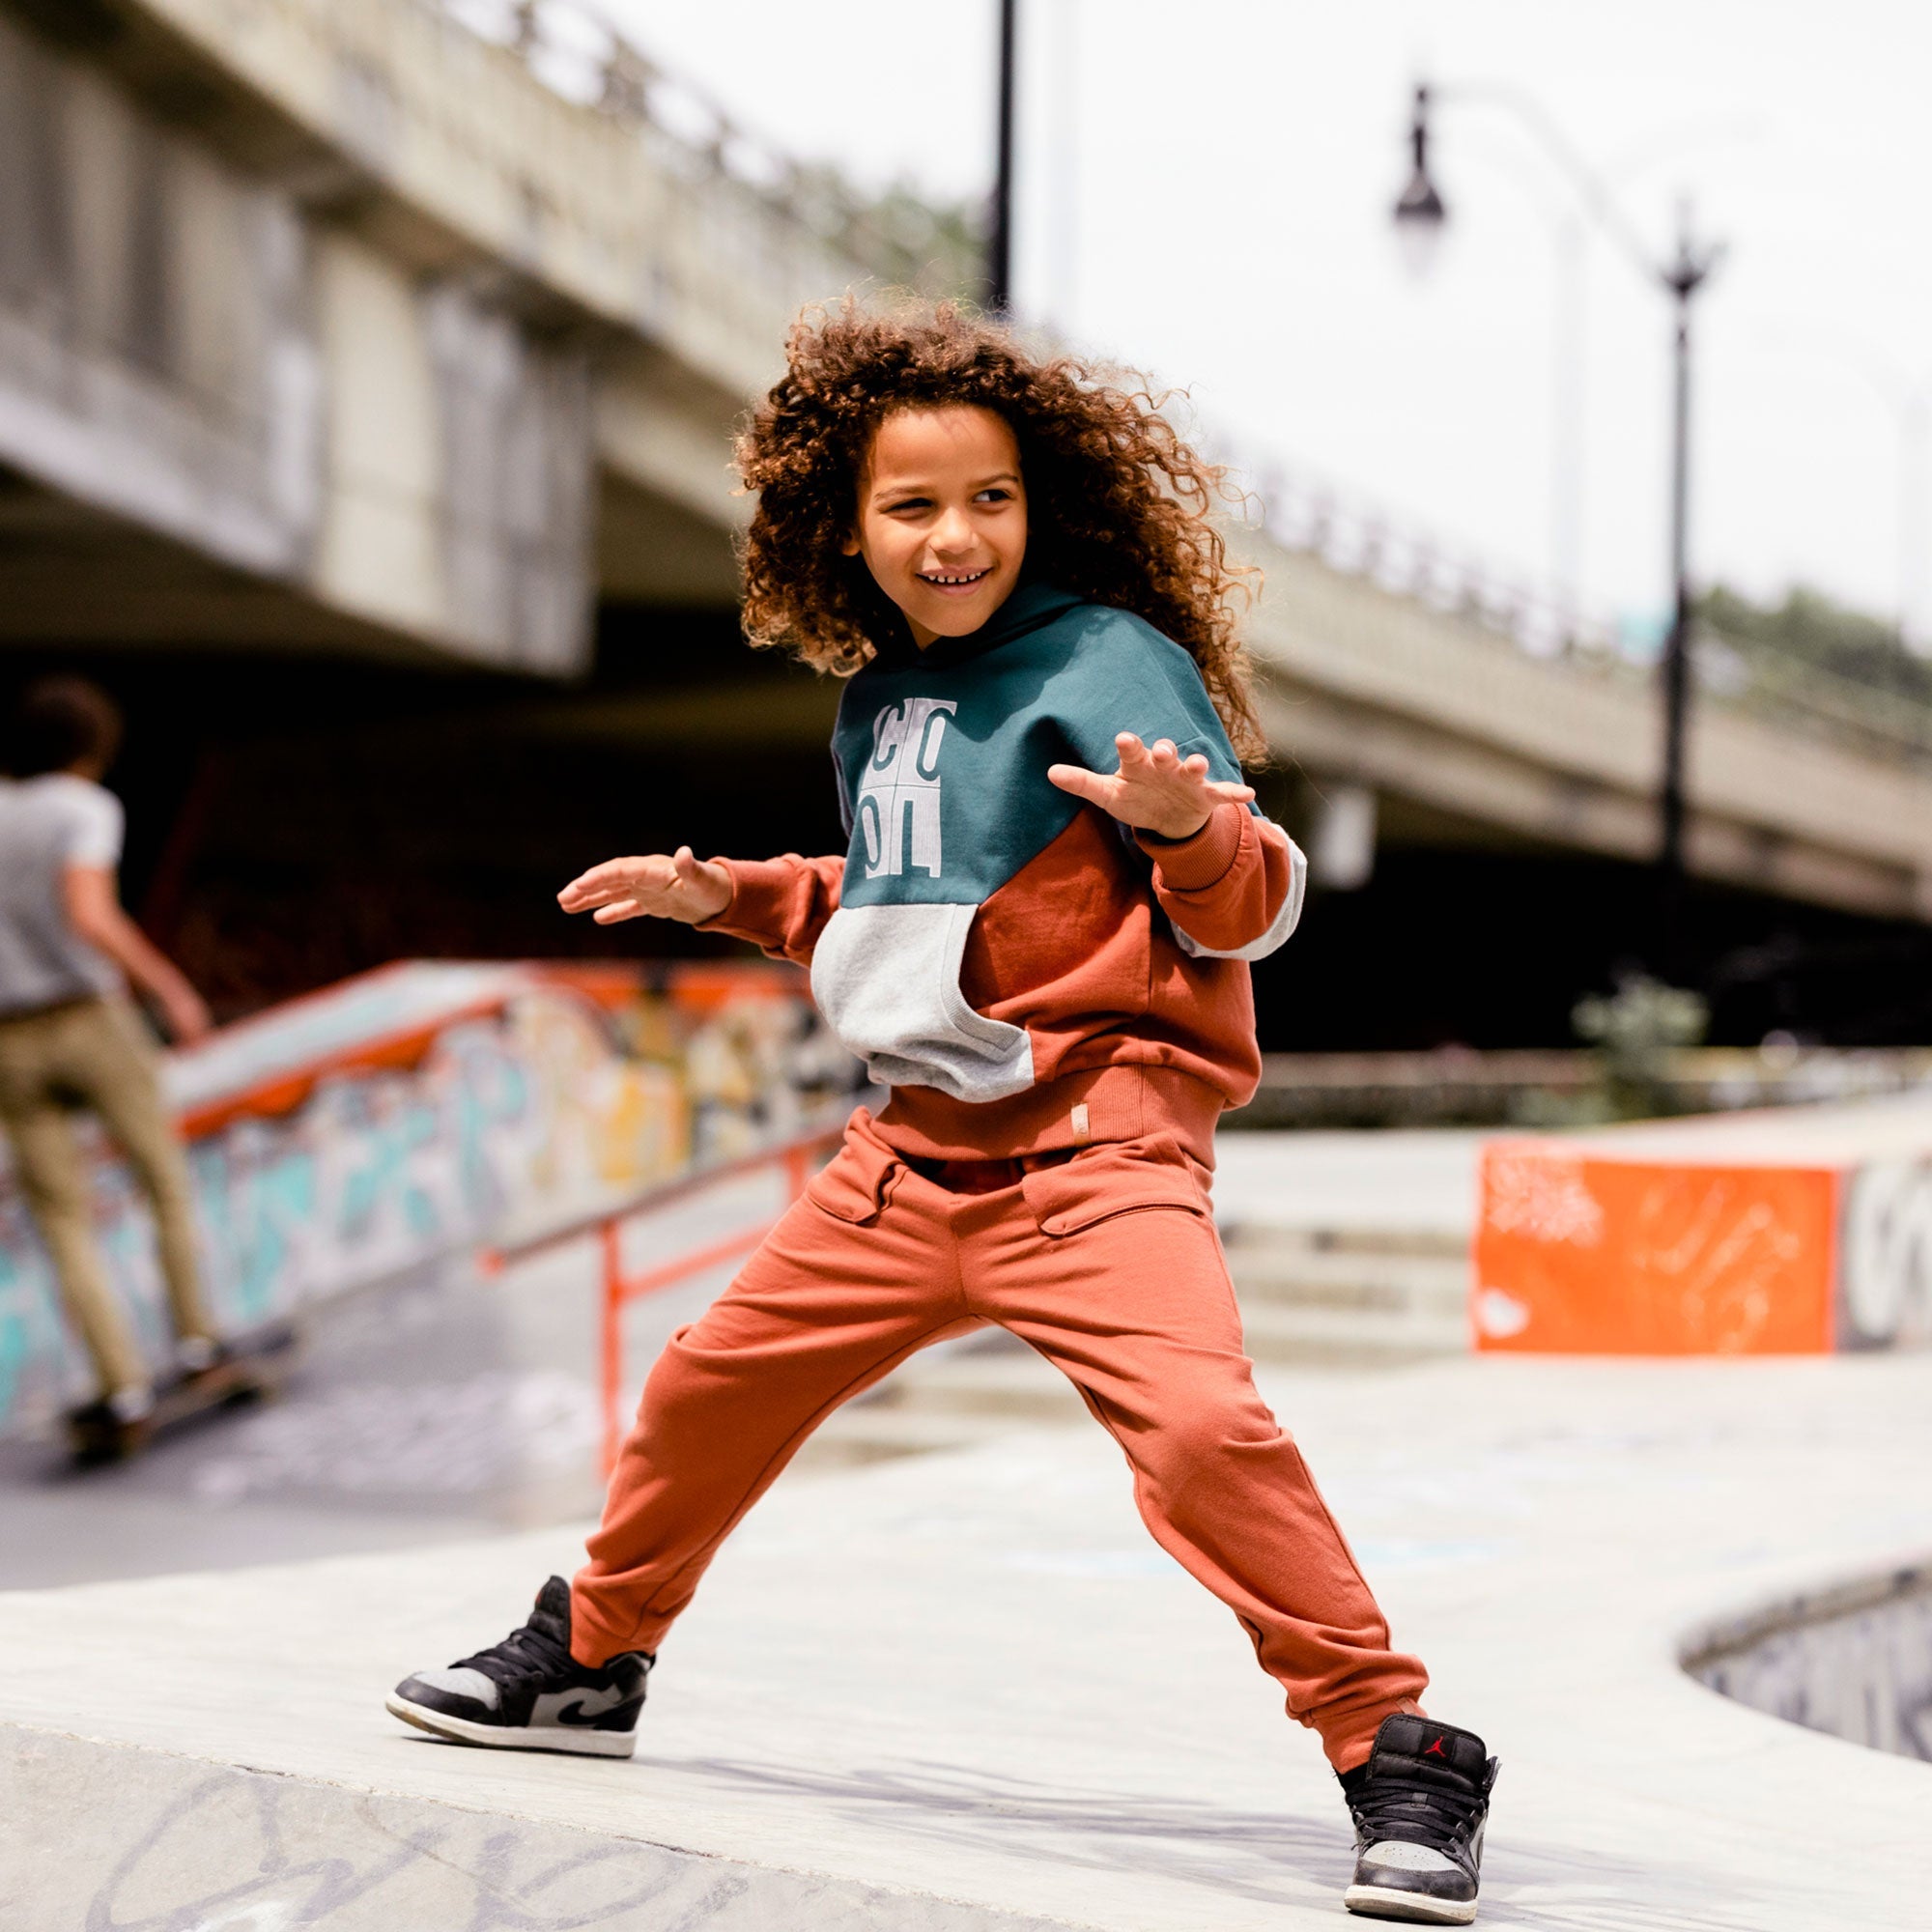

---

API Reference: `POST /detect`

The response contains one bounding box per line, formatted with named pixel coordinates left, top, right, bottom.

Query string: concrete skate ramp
left=1685, top=1561, right=1932, bottom=1763
left=4, top=1353, right=1930, bottom=1930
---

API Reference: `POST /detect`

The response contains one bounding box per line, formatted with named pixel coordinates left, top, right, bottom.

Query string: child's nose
left=929, top=508, right=975, bottom=554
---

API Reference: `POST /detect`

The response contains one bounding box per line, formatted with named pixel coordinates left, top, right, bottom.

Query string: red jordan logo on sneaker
left=1424, top=1736, right=1447, bottom=1758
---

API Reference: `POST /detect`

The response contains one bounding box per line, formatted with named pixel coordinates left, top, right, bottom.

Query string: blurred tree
left=1574, top=972, right=1709, bottom=1120
left=1699, top=583, right=1932, bottom=707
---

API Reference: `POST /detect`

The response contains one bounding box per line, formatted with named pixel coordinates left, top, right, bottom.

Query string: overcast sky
left=609, top=1, right=1932, bottom=644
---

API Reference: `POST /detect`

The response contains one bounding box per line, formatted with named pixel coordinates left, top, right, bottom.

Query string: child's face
left=842, top=406, right=1027, bottom=647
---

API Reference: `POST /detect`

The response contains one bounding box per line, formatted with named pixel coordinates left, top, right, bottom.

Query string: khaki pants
left=0, top=995, right=212, bottom=1394
left=574, top=1107, right=1428, bottom=1772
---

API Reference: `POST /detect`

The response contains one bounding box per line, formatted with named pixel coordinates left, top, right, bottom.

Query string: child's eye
left=884, top=497, right=930, bottom=515
left=976, top=488, right=1013, bottom=503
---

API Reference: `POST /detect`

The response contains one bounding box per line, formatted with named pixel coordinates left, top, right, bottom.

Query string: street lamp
left=987, top=0, right=1018, bottom=312
left=1392, top=81, right=1724, bottom=893
left=1392, top=86, right=1447, bottom=281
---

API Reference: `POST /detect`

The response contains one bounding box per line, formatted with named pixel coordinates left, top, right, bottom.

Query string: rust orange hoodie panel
left=698, top=584, right=1306, bottom=1165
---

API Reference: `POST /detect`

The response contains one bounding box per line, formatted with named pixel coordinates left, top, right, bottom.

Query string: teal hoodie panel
left=831, top=582, right=1247, bottom=908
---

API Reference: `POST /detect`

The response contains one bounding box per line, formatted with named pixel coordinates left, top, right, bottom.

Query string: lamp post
left=1393, top=82, right=1724, bottom=893
left=987, top=0, right=1018, bottom=312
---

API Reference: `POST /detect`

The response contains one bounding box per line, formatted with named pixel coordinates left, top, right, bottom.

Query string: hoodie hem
left=872, top=1065, right=1224, bottom=1168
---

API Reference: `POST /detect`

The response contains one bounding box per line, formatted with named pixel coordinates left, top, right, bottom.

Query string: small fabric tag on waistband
left=1070, top=1102, right=1091, bottom=1145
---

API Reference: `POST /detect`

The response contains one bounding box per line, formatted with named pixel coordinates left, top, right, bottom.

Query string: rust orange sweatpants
left=572, top=1108, right=1428, bottom=1770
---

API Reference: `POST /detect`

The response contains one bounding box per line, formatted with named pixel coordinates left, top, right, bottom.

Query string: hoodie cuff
left=1136, top=801, right=1245, bottom=892
left=695, top=855, right=797, bottom=948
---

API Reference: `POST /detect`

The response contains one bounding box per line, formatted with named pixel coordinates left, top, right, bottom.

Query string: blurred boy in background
left=0, top=676, right=218, bottom=1422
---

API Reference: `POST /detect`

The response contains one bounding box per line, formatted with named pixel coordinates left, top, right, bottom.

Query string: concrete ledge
left=2, top=1725, right=1072, bottom=1931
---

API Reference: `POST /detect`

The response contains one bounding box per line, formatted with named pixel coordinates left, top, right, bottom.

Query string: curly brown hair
left=734, top=299, right=1265, bottom=763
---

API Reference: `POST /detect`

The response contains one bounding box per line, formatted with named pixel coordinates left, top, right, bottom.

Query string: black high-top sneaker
left=386, top=1577, right=651, bottom=1758
left=1340, top=1714, right=1497, bottom=1924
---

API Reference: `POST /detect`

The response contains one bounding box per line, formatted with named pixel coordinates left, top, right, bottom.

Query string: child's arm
left=558, top=847, right=844, bottom=965
left=1048, top=733, right=1304, bottom=961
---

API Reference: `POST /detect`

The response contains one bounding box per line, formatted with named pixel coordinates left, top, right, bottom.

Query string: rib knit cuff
left=695, top=854, right=797, bottom=952
left=1137, top=801, right=1244, bottom=892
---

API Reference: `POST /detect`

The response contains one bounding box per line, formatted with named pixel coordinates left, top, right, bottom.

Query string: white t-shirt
left=0, top=774, right=125, bottom=1017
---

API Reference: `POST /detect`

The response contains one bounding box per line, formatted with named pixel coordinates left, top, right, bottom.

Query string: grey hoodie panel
left=810, top=902, right=1035, bottom=1102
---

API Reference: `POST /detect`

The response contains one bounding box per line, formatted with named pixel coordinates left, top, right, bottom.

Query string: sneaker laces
left=1350, top=1766, right=1488, bottom=1859
left=453, top=1616, right=575, bottom=1688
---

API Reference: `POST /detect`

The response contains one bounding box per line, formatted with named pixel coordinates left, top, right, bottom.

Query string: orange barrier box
left=1473, top=1098, right=1932, bottom=1355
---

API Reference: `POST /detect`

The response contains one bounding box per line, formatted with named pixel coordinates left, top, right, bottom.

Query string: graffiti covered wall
left=1839, top=1158, right=1932, bottom=1350
left=0, top=960, right=853, bottom=1432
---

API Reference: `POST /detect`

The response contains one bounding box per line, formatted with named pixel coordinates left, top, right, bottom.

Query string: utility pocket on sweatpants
left=805, top=1124, right=900, bottom=1226
left=1021, top=1145, right=1209, bottom=1238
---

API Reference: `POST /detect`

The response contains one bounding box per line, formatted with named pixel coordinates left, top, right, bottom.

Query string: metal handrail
left=482, top=1119, right=846, bottom=1472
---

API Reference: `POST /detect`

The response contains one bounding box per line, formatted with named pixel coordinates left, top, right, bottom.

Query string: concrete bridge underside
left=0, top=0, right=1928, bottom=937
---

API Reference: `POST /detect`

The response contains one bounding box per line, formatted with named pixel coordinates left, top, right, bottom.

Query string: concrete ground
left=4, top=1346, right=1929, bottom=1930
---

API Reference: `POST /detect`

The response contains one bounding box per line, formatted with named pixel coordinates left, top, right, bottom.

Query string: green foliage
left=1573, top=973, right=1710, bottom=1121
left=789, top=164, right=986, bottom=301
left=1699, top=583, right=1932, bottom=708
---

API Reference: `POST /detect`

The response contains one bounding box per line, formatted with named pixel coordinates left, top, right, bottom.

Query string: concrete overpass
left=2, top=0, right=1929, bottom=929
left=0, top=0, right=970, bottom=670
left=1243, top=511, right=1932, bottom=923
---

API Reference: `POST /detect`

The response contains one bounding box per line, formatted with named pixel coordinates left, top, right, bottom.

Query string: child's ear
left=839, top=529, right=861, bottom=557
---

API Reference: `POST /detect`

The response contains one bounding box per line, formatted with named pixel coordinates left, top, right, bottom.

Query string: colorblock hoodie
left=700, top=583, right=1307, bottom=1165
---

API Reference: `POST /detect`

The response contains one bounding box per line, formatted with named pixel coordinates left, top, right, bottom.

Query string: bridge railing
left=435, top=0, right=980, bottom=298
left=1247, top=467, right=1932, bottom=772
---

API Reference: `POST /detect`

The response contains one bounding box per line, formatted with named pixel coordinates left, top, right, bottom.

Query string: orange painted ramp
left=1474, top=1141, right=1836, bottom=1355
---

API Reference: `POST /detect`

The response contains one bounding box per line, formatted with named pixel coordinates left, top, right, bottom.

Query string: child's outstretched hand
left=558, top=847, right=731, bottom=926
left=1047, top=734, right=1255, bottom=840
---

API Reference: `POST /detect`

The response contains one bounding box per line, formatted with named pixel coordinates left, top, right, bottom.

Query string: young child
left=387, top=304, right=1496, bottom=1925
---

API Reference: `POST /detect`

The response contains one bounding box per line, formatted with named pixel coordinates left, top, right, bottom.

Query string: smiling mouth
left=918, top=566, right=994, bottom=587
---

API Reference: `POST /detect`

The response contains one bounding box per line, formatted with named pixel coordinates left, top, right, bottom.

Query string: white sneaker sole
left=1344, top=1881, right=1478, bottom=1924
left=384, top=1692, right=637, bottom=1758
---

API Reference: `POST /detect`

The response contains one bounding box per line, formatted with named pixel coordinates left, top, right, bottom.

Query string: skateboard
left=65, top=1321, right=299, bottom=1465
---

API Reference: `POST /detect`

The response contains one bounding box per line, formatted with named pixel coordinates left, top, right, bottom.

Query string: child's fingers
left=1047, top=761, right=1112, bottom=803
left=563, top=851, right=718, bottom=912
left=591, top=898, right=645, bottom=924
left=565, top=857, right=637, bottom=889
left=559, top=857, right=645, bottom=906
left=560, top=878, right=639, bottom=912
left=1204, top=780, right=1257, bottom=804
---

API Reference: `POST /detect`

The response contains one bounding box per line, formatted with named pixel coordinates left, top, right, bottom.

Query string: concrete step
left=854, top=1345, right=1082, bottom=1437
left=855, top=1350, right=1084, bottom=1425
left=1219, top=1225, right=1468, bottom=1261
left=794, top=1406, right=995, bottom=1469
left=1236, top=1298, right=1470, bottom=1368
left=796, top=1337, right=1083, bottom=1470
left=1229, top=1260, right=1453, bottom=1321
left=1221, top=1225, right=1470, bottom=1361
